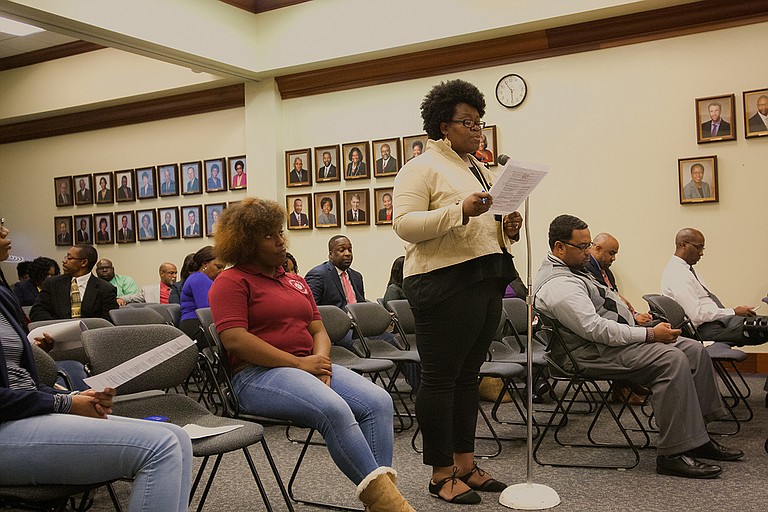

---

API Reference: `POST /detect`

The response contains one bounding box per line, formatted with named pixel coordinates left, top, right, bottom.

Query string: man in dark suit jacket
left=305, top=236, right=366, bottom=311
left=76, top=219, right=90, bottom=243
left=317, top=151, right=337, bottom=180
left=375, top=143, right=398, bottom=174
left=289, top=157, right=309, bottom=184
left=184, top=166, right=200, bottom=193
left=345, top=193, right=366, bottom=223
left=75, top=179, right=91, bottom=203
left=56, top=221, right=72, bottom=245
left=747, top=95, right=768, bottom=133
left=116, top=215, right=134, bottom=243
left=289, top=198, right=309, bottom=227
left=700, top=102, right=731, bottom=138
left=30, top=244, right=118, bottom=322
left=117, top=175, right=133, bottom=200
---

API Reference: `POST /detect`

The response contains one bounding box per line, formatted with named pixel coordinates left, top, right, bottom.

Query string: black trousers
left=413, top=278, right=503, bottom=467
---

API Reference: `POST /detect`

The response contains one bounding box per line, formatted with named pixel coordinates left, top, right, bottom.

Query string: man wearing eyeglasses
left=30, top=245, right=118, bottom=322
left=534, top=215, right=741, bottom=479
left=661, top=228, right=767, bottom=345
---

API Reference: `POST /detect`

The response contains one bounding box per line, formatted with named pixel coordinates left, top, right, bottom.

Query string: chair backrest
left=81, top=324, right=198, bottom=394
left=317, top=305, right=352, bottom=344
left=144, top=303, right=178, bottom=325
left=28, top=317, right=113, bottom=364
left=109, top=307, right=167, bottom=326
left=346, top=301, right=391, bottom=338
left=127, top=302, right=147, bottom=308
left=642, top=294, right=698, bottom=338
left=205, top=323, right=241, bottom=418
left=386, top=299, right=415, bottom=350
left=531, top=307, right=585, bottom=378
left=31, top=344, right=59, bottom=388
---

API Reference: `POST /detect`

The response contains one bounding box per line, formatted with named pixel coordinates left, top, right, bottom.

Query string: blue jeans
left=0, top=414, right=192, bottom=512
left=233, top=363, right=393, bottom=484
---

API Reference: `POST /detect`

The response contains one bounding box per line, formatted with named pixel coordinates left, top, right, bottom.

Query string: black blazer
left=585, top=255, right=617, bottom=291
left=346, top=209, right=367, bottom=222
left=700, top=119, right=731, bottom=137
left=30, top=274, right=118, bottom=322
left=305, top=261, right=365, bottom=309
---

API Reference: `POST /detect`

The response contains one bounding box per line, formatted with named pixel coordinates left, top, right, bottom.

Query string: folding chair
left=145, top=302, right=181, bottom=326
left=109, top=307, right=167, bottom=326
left=532, top=310, right=648, bottom=470
left=28, top=317, right=112, bottom=366
left=81, top=324, right=288, bottom=512
left=642, top=293, right=751, bottom=434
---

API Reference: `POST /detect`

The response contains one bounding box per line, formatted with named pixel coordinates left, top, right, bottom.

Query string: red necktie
left=600, top=268, right=613, bottom=289
left=340, top=271, right=357, bottom=305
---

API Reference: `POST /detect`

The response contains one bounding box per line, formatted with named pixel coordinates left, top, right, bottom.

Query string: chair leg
left=241, top=447, right=275, bottom=512
left=259, top=438, right=296, bottom=512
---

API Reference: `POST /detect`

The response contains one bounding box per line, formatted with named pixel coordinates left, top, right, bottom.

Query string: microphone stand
left=499, top=196, right=560, bottom=510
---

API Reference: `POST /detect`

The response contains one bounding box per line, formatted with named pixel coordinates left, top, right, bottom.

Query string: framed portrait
left=180, top=161, right=203, bottom=195
left=114, top=211, right=136, bottom=244
left=93, top=172, right=114, bottom=204
left=158, top=164, right=179, bottom=197
left=205, top=203, right=226, bottom=237
left=313, top=191, right=340, bottom=229
left=342, top=142, right=370, bottom=180
left=285, top=149, right=312, bottom=187
left=343, top=189, right=370, bottom=226
left=402, top=134, right=428, bottom=163
left=743, top=88, right=768, bottom=138
left=73, top=214, right=93, bottom=244
left=115, top=170, right=136, bottom=203
left=136, top=209, right=158, bottom=241
left=286, top=194, right=313, bottom=230
left=678, top=156, right=718, bottom=204
left=477, top=125, right=498, bottom=166
left=372, top=138, right=402, bottom=178
left=181, top=205, right=203, bottom=239
left=54, top=176, right=73, bottom=207
left=315, top=145, right=341, bottom=183
left=73, top=174, right=93, bottom=205
left=204, top=158, right=227, bottom=193
left=374, top=187, right=394, bottom=225
left=53, top=216, right=73, bottom=246
left=135, top=167, right=157, bottom=199
left=158, top=207, right=180, bottom=240
left=94, top=213, right=114, bottom=245
left=696, top=94, right=736, bottom=144
left=228, top=156, right=247, bottom=190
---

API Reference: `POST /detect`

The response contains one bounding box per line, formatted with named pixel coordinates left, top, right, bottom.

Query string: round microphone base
left=499, top=483, right=561, bottom=510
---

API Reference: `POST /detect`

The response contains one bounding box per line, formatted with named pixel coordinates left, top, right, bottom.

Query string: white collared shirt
left=660, top=255, right=734, bottom=327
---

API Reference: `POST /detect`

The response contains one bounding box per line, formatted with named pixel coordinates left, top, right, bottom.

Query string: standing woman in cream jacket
left=393, top=79, right=523, bottom=505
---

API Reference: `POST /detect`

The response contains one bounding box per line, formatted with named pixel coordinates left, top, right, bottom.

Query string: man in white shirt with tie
left=289, top=197, right=309, bottom=227
left=661, top=228, right=766, bottom=345
left=318, top=151, right=337, bottom=180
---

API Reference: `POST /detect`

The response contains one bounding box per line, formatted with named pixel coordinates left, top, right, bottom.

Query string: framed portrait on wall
left=314, top=191, right=340, bottom=228
left=402, top=134, right=427, bottom=163
left=342, top=142, right=370, bottom=180
left=372, top=138, right=401, bottom=178
left=229, top=156, right=247, bottom=190
left=54, top=176, right=73, bottom=207
left=181, top=205, right=203, bottom=238
left=136, top=209, right=158, bottom=241
left=135, top=167, right=157, bottom=199
left=53, top=216, right=73, bottom=246
left=180, top=161, right=202, bottom=195
left=678, top=156, right=718, bottom=204
left=696, top=94, right=736, bottom=143
left=158, top=207, right=180, bottom=239
left=158, top=164, right=179, bottom=197
left=286, top=194, right=312, bottom=230
left=93, top=172, right=114, bottom=204
left=315, top=145, right=341, bottom=183
left=73, top=214, right=93, bottom=244
left=374, top=187, right=394, bottom=225
left=286, top=149, right=312, bottom=187
left=476, top=125, right=498, bottom=165
left=743, top=88, right=768, bottom=138
left=115, top=170, right=136, bottom=203
left=94, top=213, right=114, bottom=245
left=73, top=174, right=93, bottom=205
left=114, top=211, right=136, bottom=244
left=204, top=158, right=227, bottom=193
left=343, top=189, right=370, bottom=226
left=205, top=203, right=226, bottom=237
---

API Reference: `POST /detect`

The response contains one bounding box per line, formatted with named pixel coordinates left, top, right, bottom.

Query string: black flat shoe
left=459, top=462, right=508, bottom=492
left=685, top=439, right=744, bottom=461
left=656, top=454, right=722, bottom=479
left=429, top=468, right=481, bottom=504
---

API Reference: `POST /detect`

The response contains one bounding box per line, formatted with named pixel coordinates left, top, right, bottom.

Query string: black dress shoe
left=656, top=454, right=722, bottom=479
left=685, top=439, right=744, bottom=461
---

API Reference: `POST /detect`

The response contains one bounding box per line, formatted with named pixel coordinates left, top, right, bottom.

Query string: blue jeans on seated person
left=0, top=414, right=192, bottom=512
left=232, top=363, right=393, bottom=485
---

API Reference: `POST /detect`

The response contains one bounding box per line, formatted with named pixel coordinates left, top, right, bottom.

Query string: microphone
left=497, top=154, right=510, bottom=166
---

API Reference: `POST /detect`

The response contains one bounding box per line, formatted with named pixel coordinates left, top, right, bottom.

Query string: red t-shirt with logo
left=209, top=264, right=320, bottom=370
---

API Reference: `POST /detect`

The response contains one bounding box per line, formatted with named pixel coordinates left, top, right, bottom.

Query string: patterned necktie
left=600, top=268, right=614, bottom=289
left=340, top=271, right=357, bottom=305
left=690, top=266, right=725, bottom=308
left=70, top=277, right=82, bottom=318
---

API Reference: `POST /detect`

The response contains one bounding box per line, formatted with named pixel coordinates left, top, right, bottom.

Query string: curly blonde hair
left=214, top=197, right=286, bottom=265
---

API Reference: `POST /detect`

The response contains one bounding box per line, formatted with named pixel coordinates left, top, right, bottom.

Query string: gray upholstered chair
left=109, top=307, right=167, bottom=326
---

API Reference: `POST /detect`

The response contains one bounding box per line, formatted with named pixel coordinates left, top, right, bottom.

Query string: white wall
left=1, top=21, right=766, bottom=308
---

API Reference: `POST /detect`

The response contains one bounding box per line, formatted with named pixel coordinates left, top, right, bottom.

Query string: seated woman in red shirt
left=208, top=198, right=414, bottom=512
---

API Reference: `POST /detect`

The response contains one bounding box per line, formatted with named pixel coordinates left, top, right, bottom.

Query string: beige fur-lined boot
left=356, top=467, right=415, bottom=512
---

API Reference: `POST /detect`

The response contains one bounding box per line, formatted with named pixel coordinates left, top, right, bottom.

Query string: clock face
left=496, top=74, right=527, bottom=108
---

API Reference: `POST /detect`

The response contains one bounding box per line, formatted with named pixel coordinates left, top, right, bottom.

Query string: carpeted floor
left=21, top=375, right=768, bottom=512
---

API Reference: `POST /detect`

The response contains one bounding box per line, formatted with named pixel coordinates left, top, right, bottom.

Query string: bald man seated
left=142, top=262, right=180, bottom=304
